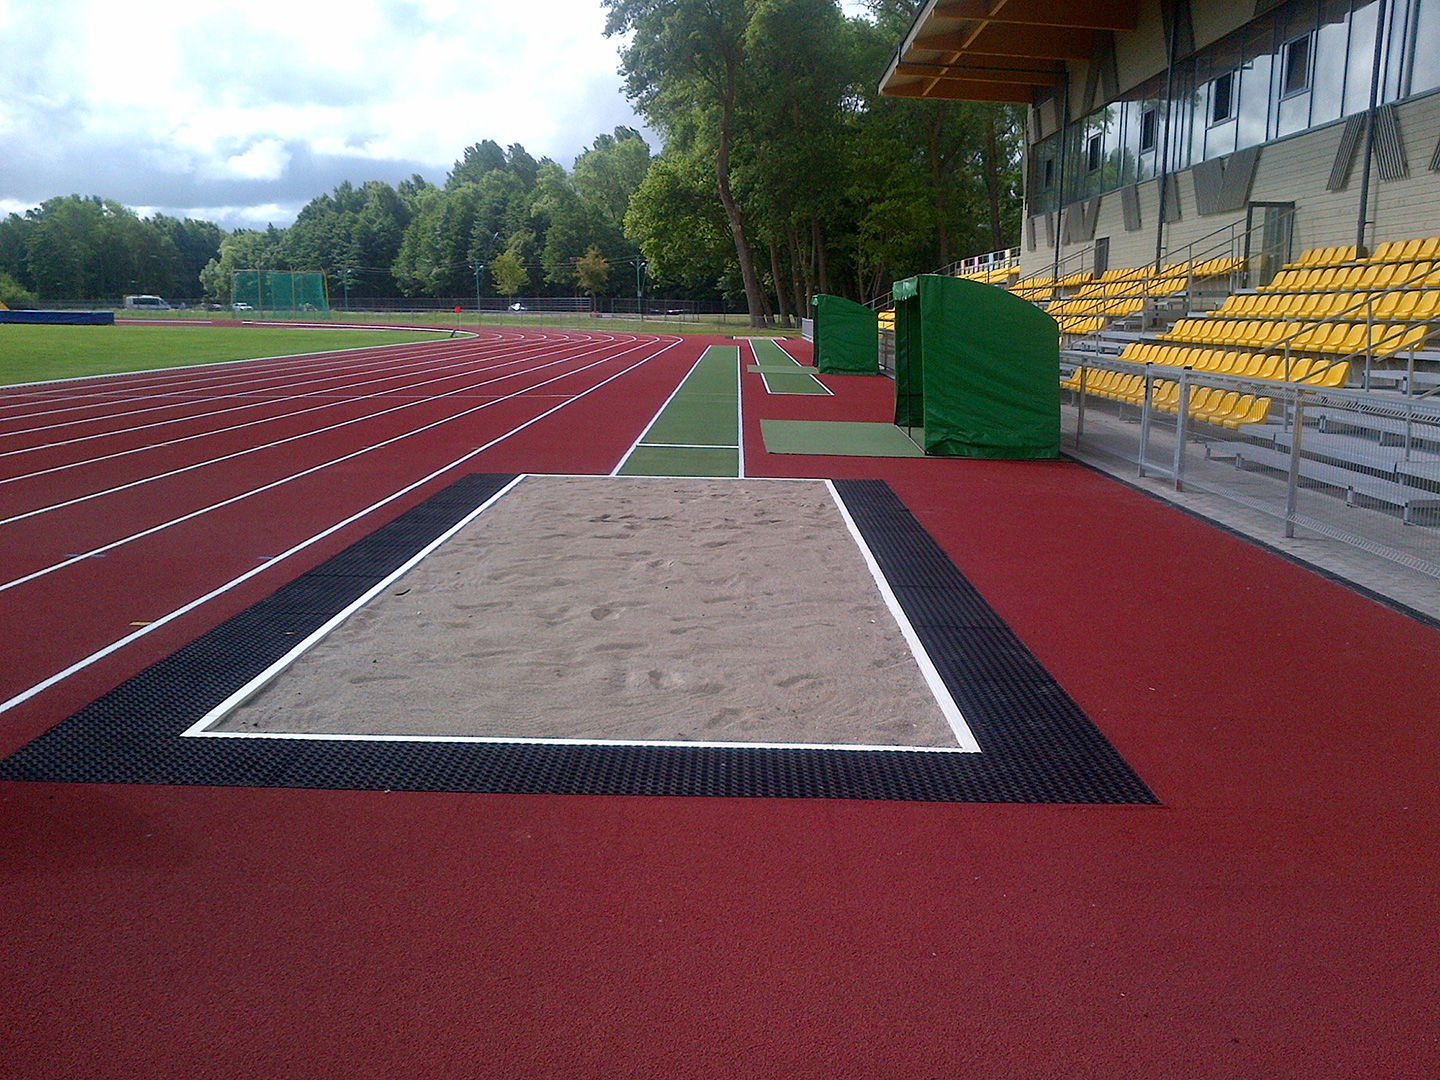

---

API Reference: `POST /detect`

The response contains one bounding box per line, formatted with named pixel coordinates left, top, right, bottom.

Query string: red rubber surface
left=2, top=330, right=1437, bottom=1078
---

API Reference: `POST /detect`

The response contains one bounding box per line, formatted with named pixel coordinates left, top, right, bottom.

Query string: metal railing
left=1062, top=355, right=1440, bottom=576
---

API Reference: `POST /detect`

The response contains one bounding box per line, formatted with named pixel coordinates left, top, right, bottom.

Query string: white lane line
left=823, top=478, right=981, bottom=753
left=0, top=338, right=645, bottom=526
left=736, top=344, right=746, bottom=477
left=0, top=340, right=677, bottom=717
left=0, top=333, right=535, bottom=433
left=0, top=337, right=675, bottom=593
left=0, top=335, right=479, bottom=416
left=0, top=335, right=623, bottom=484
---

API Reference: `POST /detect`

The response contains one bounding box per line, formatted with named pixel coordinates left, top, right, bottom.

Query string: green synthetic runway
left=617, top=345, right=741, bottom=476
left=747, top=339, right=829, bottom=395
left=760, top=419, right=926, bottom=458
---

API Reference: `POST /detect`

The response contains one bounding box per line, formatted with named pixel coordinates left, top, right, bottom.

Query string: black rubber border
left=0, top=474, right=1155, bottom=803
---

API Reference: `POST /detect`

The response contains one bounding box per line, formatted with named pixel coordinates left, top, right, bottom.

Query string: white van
left=123, top=294, right=171, bottom=310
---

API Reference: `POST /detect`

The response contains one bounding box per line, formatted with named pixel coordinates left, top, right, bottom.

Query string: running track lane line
left=0, top=334, right=640, bottom=484
left=0, top=337, right=682, bottom=717
left=0, top=332, right=582, bottom=436
left=0, top=336, right=651, bottom=525
left=0, top=336, right=678, bottom=594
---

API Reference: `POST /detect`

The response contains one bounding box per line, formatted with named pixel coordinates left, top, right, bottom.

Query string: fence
left=1061, top=358, right=1440, bottom=578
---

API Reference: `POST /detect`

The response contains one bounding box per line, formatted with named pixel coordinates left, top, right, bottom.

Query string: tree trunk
left=928, top=113, right=951, bottom=267
left=984, top=113, right=1005, bottom=251
left=812, top=218, right=830, bottom=296
left=768, top=238, right=792, bottom=327
left=716, top=93, right=769, bottom=328
left=787, top=225, right=808, bottom=313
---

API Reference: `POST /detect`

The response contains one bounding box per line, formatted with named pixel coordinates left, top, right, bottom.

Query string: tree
left=0, top=270, right=38, bottom=308
left=604, top=0, right=773, bottom=326
left=573, top=246, right=610, bottom=308
left=489, top=250, right=529, bottom=301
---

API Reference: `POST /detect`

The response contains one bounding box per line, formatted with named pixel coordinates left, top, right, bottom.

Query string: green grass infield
left=0, top=324, right=456, bottom=385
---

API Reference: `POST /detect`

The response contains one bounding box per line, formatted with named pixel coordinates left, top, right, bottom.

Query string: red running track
left=2, top=330, right=1438, bottom=1079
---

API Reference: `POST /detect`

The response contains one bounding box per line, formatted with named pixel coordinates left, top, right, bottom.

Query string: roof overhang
left=878, top=0, right=1140, bottom=104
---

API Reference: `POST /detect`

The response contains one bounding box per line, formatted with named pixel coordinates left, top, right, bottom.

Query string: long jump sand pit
left=209, top=475, right=970, bottom=749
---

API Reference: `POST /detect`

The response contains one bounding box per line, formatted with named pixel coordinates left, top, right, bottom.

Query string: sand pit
left=211, top=475, right=966, bottom=748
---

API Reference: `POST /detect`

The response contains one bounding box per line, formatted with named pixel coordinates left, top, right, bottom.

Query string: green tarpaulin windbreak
left=892, top=274, right=1060, bottom=459
left=812, top=294, right=879, bottom=374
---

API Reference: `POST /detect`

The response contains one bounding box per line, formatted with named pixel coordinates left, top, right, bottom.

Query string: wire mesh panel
left=231, top=270, right=330, bottom=312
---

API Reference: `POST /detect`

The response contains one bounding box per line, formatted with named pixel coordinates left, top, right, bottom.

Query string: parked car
left=232, top=302, right=253, bottom=311
left=123, top=294, right=171, bottom=310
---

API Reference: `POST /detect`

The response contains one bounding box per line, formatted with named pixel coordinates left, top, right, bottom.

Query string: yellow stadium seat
left=1222, top=395, right=1272, bottom=429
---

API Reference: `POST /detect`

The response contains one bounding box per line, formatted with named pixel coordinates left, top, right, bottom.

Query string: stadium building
left=880, top=0, right=1440, bottom=277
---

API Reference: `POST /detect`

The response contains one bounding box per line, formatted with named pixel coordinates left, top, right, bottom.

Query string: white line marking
left=0, top=337, right=672, bottom=594
left=0, top=340, right=675, bottom=717
left=188, top=730, right=972, bottom=753
left=0, top=335, right=611, bottom=482
left=824, top=479, right=981, bottom=753
left=182, top=474, right=528, bottom=736
left=736, top=344, right=746, bottom=478
left=637, top=442, right=738, bottom=450
left=0, top=339, right=644, bottom=528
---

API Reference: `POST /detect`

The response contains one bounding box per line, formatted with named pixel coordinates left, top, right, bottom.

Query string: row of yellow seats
left=1365, top=236, right=1440, bottom=263
left=1262, top=263, right=1439, bottom=292
left=1049, top=296, right=1145, bottom=318
left=1290, top=245, right=1359, bottom=268
left=957, top=267, right=1012, bottom=285
left=1163, top=317, right=1425, bottom=355
left=1061, top=369, right=1272, bottom=428
left=1119, top=342, right=1350, bottom=385
left=1217, top=289, right=1440, bottom=321
left=1057, top=316, right=1106, bottom=335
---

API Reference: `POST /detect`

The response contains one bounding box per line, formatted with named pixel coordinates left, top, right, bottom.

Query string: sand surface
left=215, top=475, right=959, bottom=747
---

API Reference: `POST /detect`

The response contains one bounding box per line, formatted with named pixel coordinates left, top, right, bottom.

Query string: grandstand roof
left=877, top=0, right=1139, bottom=103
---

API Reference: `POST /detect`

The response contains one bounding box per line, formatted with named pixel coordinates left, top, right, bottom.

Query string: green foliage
left=573, top=246, right=611, bottom=302
left=0, top=270, right=39, bottom=308
left=0, top=5, right=1026, bottom=313
left=489, top=250, right=529, bottom=298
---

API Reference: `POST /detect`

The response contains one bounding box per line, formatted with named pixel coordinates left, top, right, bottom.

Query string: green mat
left=760, top=420, right=925, bottom=458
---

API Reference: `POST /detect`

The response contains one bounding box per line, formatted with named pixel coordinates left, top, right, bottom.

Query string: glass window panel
left=1384, top=0, right=1409, bottom=99
left=1313, top=0, right=1350, bottom=122
left=1411, top=0, right=1440, bottom=94
left=1239, top=53, right=1275, bottom=147
left=1345, top=0, right=1380, bottom=115
left=1282, top=35, right=1314, bottom=94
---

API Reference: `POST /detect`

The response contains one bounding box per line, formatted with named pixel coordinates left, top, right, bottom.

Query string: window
left=1210, top=71, right=1236, bottom=123
left=1087, top=133, right=1102, bottom=172
left=1043, top=158, right=1055, bottom=189
left=1139, top=107, right=1158, bottom=152
left=1281, top=34, right=1312, bottom=95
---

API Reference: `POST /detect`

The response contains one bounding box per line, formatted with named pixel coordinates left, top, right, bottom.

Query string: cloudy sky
left=0, top=0, right=855, bottom=232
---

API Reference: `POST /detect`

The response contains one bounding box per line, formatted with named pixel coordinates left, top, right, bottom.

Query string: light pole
left=636, top=258, right=646, bottom=325
left=473, top=263, right=482, bottom=323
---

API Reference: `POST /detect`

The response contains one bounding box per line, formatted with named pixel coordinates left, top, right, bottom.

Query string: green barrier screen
left=891, top=274, right=1059, bottom=459
left=812, top=294, right=879, bottom=374
left=231, top=270, right=330, bottom=312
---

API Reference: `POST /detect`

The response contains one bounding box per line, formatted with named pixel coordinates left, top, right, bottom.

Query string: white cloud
left=0, top=0, right=655, bottom=226
left=221, top=139, right=291, bottom=181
